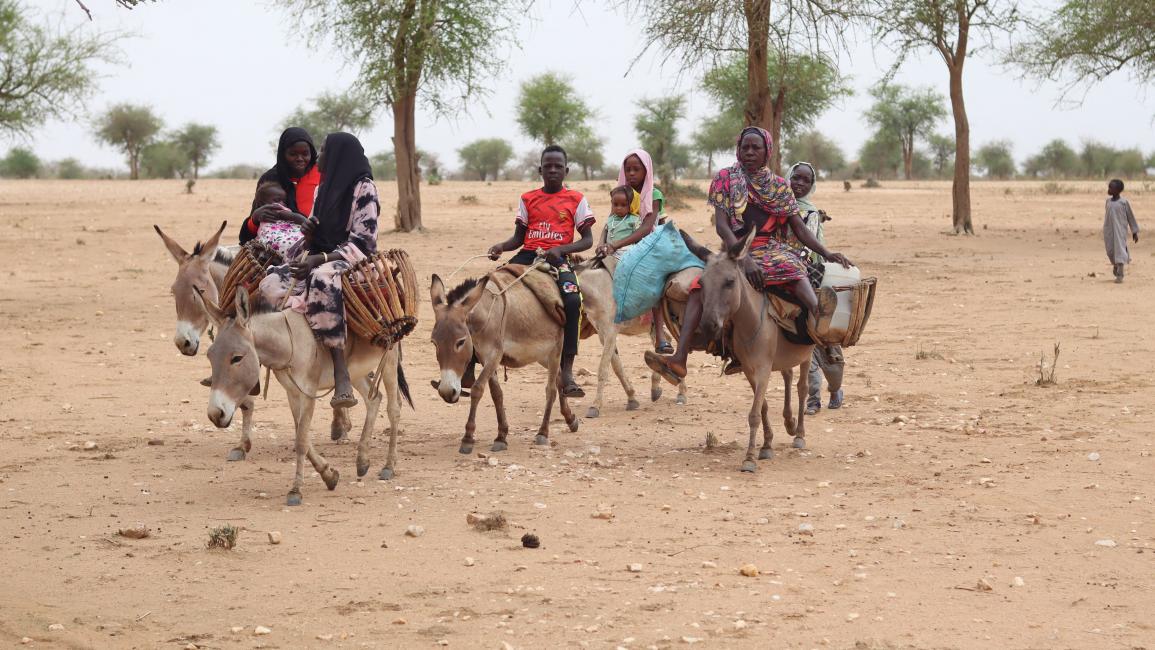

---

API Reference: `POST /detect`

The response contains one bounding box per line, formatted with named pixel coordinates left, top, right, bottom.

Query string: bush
left=1, top=148, right=41, bottom=178
left=863, top=178, right=881, bottom=188
left=1042, top=182, right=1074, bottom=195
left=56, top=158, right=86, bottom=179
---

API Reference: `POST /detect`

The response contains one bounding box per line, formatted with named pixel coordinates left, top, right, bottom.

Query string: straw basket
left=220, top=241, right=283, bottom=314
left=341, top=249, right=419, bottom=349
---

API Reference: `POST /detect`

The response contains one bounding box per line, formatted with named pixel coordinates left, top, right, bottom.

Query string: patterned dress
left=708, top=166, right=808, bottom=286
left=260, top=179, right=379, bottom=349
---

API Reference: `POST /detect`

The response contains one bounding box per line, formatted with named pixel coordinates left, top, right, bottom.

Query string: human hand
left=741, top=257, right=762, bottom=287
left=300, top=216, right=319, bottom=240
left=595, top=243, right=615, bottom=258
left=289, top=254, right=323, bottom=280
left=544, top=249, right=565, bottom=267
left=825, top=251, right=852, bottom=268
left=487, top=244, right=504, bottom=261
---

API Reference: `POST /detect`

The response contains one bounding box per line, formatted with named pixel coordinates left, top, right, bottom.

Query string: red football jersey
left=516, top=187, right=595, bottom=251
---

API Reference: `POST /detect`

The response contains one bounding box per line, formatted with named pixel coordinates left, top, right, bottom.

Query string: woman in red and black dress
left=238, top=127, right=323, bottom=244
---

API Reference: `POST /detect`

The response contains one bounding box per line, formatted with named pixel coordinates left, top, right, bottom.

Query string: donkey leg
left=330, top=405, right=352, bottom=442
left=461, top=363, right=496, bottom=454
left=378, top=351, right=402, bottom=480
left=286, top=392, right=333, bottom=505
left=758, top=399, right=774, bottom=460
left=590, top=328, right=621, bottom=418
left=742, top=373, right=770, bottom=473
left=781, top=369, right=796, bottom=437
left=793, top=357, right=810, bottom=449
left=488, top=374, right=510, bottom=451
left=675, top=378, right=688, bottom=406
left=557, top=380, right=579, bottom=433
left=227, top=397, right=255, bottom=461
left=609, top=345, right=640, bottom=411
left=536, top=362, right=560, bottom=446
left=352, top=375, right=381, bottom=479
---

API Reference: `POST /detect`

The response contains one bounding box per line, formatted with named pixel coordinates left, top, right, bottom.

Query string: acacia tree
left=870, top=0, right=1024, bottom=234
left=1022, top=139, right=1078, bottom=178
left=94, top=103, right=163, bottom=180
left=457, top=138, right=513, bottom=180
left=172, top=123, right=219, bottom=179
left=926, top=133, right=955, bottom=178
left=515, top=72, right=591, bottom=146
left=0, top=0, right=120, bottom=135
left=864, top=84, right=946, bottom=180
left=281, top=89, right=377, bottom=139
left=289, top=1, right=517, bottom=232
left=635, top=95, right=688, bottom=184
left=691, top=116, right=734, bottom=177
left=973, top=140, right=1014, bottom=179
left=560, top=125, right=605, bottom=181
left=783, top=131, right=846, bottom=175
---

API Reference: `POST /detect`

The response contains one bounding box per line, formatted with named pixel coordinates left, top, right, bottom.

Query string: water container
left=821, top=263, right=861, bottom=335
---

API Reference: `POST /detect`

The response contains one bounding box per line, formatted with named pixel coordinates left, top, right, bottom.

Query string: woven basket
left=220, top=240, right=282, bottom=315
left=341, top=249, right=419, bottom=349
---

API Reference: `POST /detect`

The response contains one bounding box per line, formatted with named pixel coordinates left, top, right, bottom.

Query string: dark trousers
left=510, top=249, right=581, bottom=357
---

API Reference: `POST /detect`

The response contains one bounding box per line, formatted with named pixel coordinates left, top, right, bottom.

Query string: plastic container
left=821, top=263, right=861, bottom=334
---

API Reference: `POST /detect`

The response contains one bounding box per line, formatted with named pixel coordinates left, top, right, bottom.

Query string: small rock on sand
left=267, top=531, right=282, bottom=545
left=798, top=523, right=814, bottom=536
left=118, top=525, right=150, bottom=539
left=254, top=625, right=271, bottom=635
left=316, top=633, right=334, bottom=641
left=147, top=439, right=165, bottom=446
left=21, top=638, right=32, bottom=645
left=1095, top=539, right=1117, bottom=547
left=701, top=561, right=717, bottom=569
left=977, top=578, right=993, bottom=591
left=1087, top=452, right=1101, bottom=461
left=83, top=441, right=98, bottom=450
left=405, top=525, right=425, bottom=538
left=739, top=564, right=759, bottom=577
left=1012, top=576, right=1025, bottom=587
left=464, top=557, right=475, bottom=567
left=627, top=563, right=643, bottom=573
left=48, top=624, right=64, bottom=631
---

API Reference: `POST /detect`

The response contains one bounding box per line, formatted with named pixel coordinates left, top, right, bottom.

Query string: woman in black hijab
left=239, top=127, right=321, bottom=244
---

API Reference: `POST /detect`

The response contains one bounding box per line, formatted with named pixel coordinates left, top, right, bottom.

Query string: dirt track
left=1, top=178, right=1153, bottom=649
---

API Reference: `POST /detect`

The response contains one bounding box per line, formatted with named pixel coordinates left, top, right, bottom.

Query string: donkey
left=155, top=221, right=353, bottom=460
left=575, top=264, right=687, bottom=418
left=197, top=289, right=411, bottom=505
left=682, top=230, right=814, bottom=473
left=430, top=274, right=580, bottom=455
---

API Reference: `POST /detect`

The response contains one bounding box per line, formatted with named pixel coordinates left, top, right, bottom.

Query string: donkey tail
left=396, top=344, right=414, bottom=409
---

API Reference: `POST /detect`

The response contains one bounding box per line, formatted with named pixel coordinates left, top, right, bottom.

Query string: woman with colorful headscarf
left=647, top=127, right=850, bottom=384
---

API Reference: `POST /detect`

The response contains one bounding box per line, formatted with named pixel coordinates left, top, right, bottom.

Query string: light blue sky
left=17, top=0, right=1155, bottom=173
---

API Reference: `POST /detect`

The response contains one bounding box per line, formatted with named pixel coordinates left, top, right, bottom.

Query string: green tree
left=0, top=147, right=40, bottom=178
left=691, top=115, right=735, bottom=177
left=560, top=126, right=605, bottom=181
left=0, top=0, right=120, bottom=135
left=701, top=52, right=852, bottom=172
left=1014, top=2, right=1154, bottom=92
left=515, top=72, right=591, bottom=147
left=858, top=131, right=902, bottom=179
left=871, top=0, right=1025, bottom=234
left=926, top=133, right=954, bottom=178
left=94, top=103, right=163, bottom=180
left=1113, top=148, right=1146, bottom=177
left=1022, top=139, right=1078, bottom=178
left=973, top=140, right=1015, bottom=179
left=370, top=150, right=397, bottom=181
left=1080, top=141, right=1117, bottom=177
left=289, top=1, right=518, bottom=232
left=783, top=131, right=846, bottom=176
left=140, top=139, right=190, bottom=179
left=635, top=95, right=687, bottom=185
left=281, top=89, right=377, bottom=140
left=172, top=123, right=219, bottom=180
left=864, top=84, right=947, bottom=181
left=55, top=158, right=86, bottom=180
left=457, top=138, right=514, bottom=181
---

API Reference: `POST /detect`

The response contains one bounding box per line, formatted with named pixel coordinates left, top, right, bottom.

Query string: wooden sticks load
left=220, top=241, right=282, bottom=315
left=341, top=249, right=419, bottom=349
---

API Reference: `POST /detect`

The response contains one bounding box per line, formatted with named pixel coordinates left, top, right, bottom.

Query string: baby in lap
left=252, top=181, right=305, bottom=259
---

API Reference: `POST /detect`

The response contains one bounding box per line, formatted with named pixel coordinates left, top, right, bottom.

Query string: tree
left=691, top=115, right=735, bottom=177
left=55, top=158, right=86, bottom=179
left=281, top=89, right=377, bottom=140
left=560, top=126, right=605, bottom=181
left=140, top=139, right=190, bottom=179
left=370, top=150, right=397, bottom=181
left=858, top=131, right=902, bottom=179
left=172, top=123, right=219, bottom=180
left=1014, top=2, right=1155, bottom=93
left=289, top=1, right=518, bottom=232
left=515, top=72, right=591, bottom=147
left=926, top=133, right=955, bottom=178
left=864, top=84, right=947, bottom=181
left=94, top=103, right=163, bottom=180
left=1022, top=139, right=1078, bottom=178
left=0, top=0, right=120, bottom=135
left=0, top=147, right=40, bottom=178
left=871, top=0, right=1024, bottom=234
left=1113, top=148, right=1147, bottom=177
left=635, top=95, right=687, bottom=186
left=973, top=140, right=1015, bottom=179
left=1080, top=141, right=1117, bottom=178
left=701, top=52, right=852, bottom=172
left=457, top=138, right=514, bottom=181
left=783, top=131, right=846, bottom=176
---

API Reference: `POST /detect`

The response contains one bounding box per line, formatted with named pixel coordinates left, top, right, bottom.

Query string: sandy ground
left=1, top=177, right=1153, bottom=650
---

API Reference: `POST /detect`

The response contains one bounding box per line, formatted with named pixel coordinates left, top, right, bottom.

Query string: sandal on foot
left=656, top=341, right=674, bottom=355
left=723, top=359, right=743, bottom=375
left=561, top=382, right=586, bottom=398
left=645, top=351, right=685, bottom=386
left=330, top=392, right=358, bottom=409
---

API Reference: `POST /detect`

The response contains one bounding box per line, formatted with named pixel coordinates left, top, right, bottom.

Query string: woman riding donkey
left=647, top=127, right=851, bottom=383
left=260, top=132, right=380, bottom=408
left=239, top=127, right=323, bottom=244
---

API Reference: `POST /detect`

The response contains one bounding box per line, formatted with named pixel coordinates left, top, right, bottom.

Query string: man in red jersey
left=487, top=144, right=594, bottom=397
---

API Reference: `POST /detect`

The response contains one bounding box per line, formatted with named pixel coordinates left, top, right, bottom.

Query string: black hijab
left=241, top=127, right=318, bottom=243
left=309, top=132, right=374, bottom=255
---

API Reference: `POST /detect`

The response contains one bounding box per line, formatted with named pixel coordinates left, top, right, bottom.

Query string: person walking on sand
left=1103, top=179, right=1140, bottom=283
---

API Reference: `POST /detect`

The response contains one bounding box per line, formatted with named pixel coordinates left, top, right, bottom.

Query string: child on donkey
left=486, top=144, right=595, bottom=397
left=1103, top=179, right=1140, bottom=283
left=250, top=181, right=306, bottom=259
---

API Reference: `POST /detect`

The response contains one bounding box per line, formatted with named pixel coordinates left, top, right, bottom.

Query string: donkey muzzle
left=207, top=390, right=235, bottom=428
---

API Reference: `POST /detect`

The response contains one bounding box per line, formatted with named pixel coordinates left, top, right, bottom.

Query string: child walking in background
left=1104, top=179, right=1140, bottom=283
left=251, top=181, right=306, bottom=259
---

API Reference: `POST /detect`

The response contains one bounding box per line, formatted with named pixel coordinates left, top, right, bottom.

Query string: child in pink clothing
left=251, top=181, right=305, bottom=259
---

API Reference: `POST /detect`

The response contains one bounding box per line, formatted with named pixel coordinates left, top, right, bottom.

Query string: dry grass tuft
left=207, top=524, right=239, bottom=550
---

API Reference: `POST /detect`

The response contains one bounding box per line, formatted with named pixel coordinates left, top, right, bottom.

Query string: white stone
left=701, top=561, right=717, bottom=569
left=230, top=626, right=244, bottom=633
left=267, top=531, right=282, bottom=545
left=464, top=557, right=475, bottom=567
left=1012, top=576, right=1025, bottom=587
left=846, top=613, right=859, bottom=621
left=83, top=441, right=97, bottom=450
left=48, top=624, right=64, bottom=631
left=1094, top=539, right=1117, bottom=547
left=798, top=523, right=814, bottom=535
left=405, top=525, right=425, bottom=537
left=627, top=563, right=643, bottom=573
left=254, top=626, right=272, bottom=635
left=1087, top=452, right=1101, bottom=461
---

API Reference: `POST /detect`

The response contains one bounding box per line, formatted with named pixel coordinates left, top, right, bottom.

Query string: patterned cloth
left=259, top=178, right=379, bottom=349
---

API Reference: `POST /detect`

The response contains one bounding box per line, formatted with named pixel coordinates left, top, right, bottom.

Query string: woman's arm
left=787, top=213, right=851, bottom=267
left=332, top=180, right=380, bottom=260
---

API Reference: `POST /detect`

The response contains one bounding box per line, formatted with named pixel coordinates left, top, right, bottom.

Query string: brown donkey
left=155, top=221, right=353, bottom=461
left=430, top=274, right=580, bottom=455
left=197, top=290, right=410, bottom=506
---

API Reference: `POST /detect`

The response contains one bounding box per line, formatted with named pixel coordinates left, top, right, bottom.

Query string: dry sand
left=1, top=178, right=1153, bottom=649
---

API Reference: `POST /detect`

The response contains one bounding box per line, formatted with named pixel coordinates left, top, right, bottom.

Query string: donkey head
left=429, top=274, right=488, bottom=404
left=196, top=289, right=261, bottom=429
left=692, top=229, right=756, bottom=343
left=155, top=220, right=226, bottom=355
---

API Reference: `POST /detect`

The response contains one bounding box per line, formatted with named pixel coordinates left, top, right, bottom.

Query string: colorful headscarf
left=708, top=127, right=796, bottom=233
left=617, top=149, right=655, bottom=220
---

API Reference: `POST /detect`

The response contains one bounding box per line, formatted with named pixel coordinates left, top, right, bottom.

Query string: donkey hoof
left=567, top=418, right=580, bottom=433
left=650, top=387, right=663, bottom=402
left=740, top=460, right=758, bottom=473
left=378, top=467, right=395, bottom=481
left=459, top=443, right=473, bottom=455
left=586, top=406, right=601, bottom=419
left=286, top=490, right=302, bottom=506
left=626, top=399, right=640, bottom=411
left=322, top=468, right=340, bottom=491
left=331, top=425, right=349, bottom=441
left=356, top=457, right=370, bottom=478
left=534, top=434, right=550, bottom=447
left=759, top=447, right=775, bottom=460
left=792, top=437, right=806, bottom=449
left=491, top=440, right=508, bottom=452
left=226, top=448, right=246, bottom=462
left=675, top=394, right=687, bottom=406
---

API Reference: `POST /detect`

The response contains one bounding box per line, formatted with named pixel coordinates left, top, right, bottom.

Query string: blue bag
left=613, top=221, right=705, bottom=323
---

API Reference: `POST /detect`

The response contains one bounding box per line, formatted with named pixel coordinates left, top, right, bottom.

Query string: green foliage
left=635, top=95, right=689, bottom=182
left=1023, top=139, right=1079, bottom=178
left=858, top=131, right=902, bottom=179
left=516, top=72, right=592, bottom=146
left=457, top=138, right=514, bottom=181
left=207, top=164, right=264, bottom=180
left=0, top=147, right=40, bottom=178
left=94, top=103, right=164, bottom=180
left=864, top=84, right=947, bottom=179
left=172, top=123, right=219, bottom=179
left=691, top=115, right=735, bottom=175
left=1080, top=141, right=1118, bottom=178
left=0, top=0, right=120, bottom=135
left=420, top=150, right=442, bottom=185
left=140, top=140, right=190, bottom=179
left=281, top=89, right=376, bottom=141
left=783, top=131, right=846, bottom=176
left=925, top=133, right=955, bottom=178
left=370, top=150, right=397, bottom=181
left=973, top=141, right=1015, bottom=179
left=560, top=125, right=605, bottom=181
left=1113, top=148, right=1147, bottom=177
left=55, top=158, right=86, bottom=180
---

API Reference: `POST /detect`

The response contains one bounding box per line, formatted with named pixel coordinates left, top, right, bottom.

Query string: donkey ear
left=194, top=287, right=226, bottom=328
left=198, top=220, right=228, bottom=260
left=458, top=276, right=489, bottom=311
left=154, top=224, right=189, bottom=263
left=430, top=274, right=446, bottom=308
left=728, top=230, right=756, bottom=261
left=235, top=289, right=252, bottom=325
left=679, top=229, right=710, bottom=262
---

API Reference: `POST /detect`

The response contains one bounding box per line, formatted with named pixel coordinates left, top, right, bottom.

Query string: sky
left=14, top=0, right=1155, bottom=174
